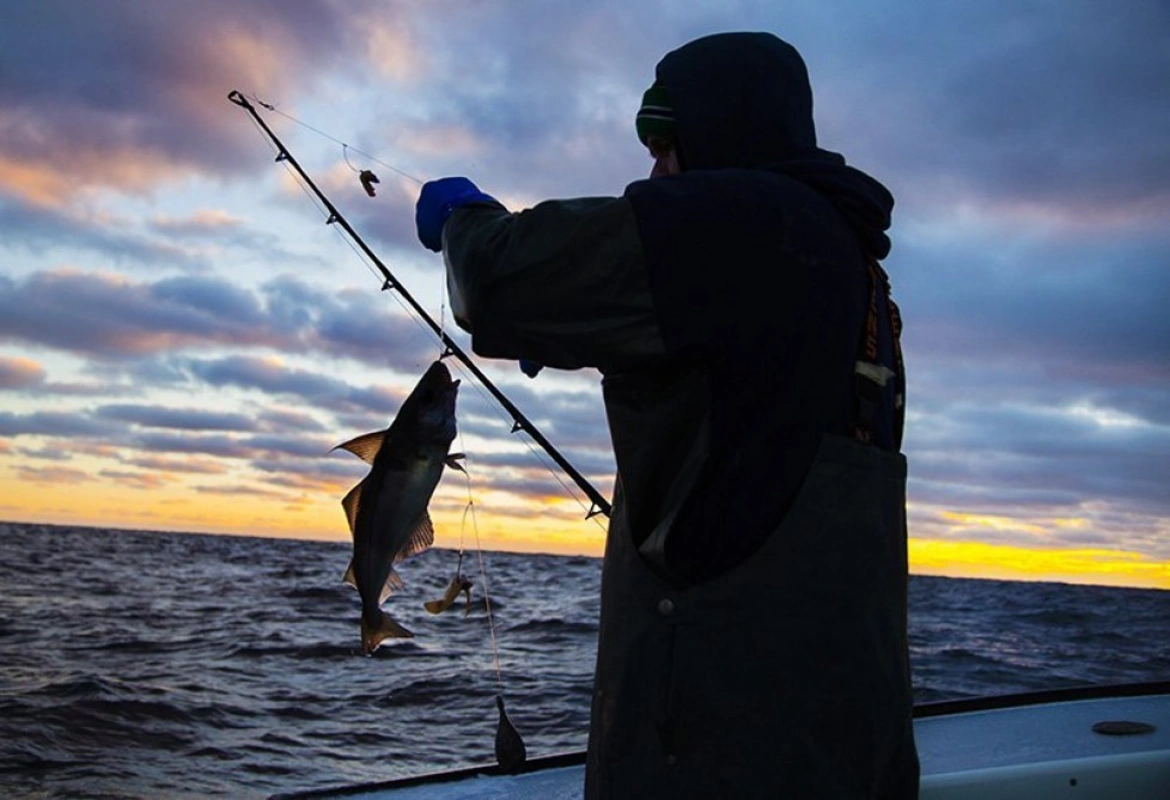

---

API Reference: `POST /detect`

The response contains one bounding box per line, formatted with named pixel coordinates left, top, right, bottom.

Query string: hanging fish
left=335, top=360, right=465, bottom=654
left=495, top=695, right=527, bottom=774
left=359, top=169, right=380, bottom=197
left=424, top=574, right=474, bottom=615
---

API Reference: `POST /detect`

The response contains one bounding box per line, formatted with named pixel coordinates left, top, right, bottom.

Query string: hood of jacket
left=654, top=32, right=895, bottom=258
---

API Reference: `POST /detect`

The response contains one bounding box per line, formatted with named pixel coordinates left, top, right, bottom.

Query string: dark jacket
left=443, top=31, right=917, bottom=799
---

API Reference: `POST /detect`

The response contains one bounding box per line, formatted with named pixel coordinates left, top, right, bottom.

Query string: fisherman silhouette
left=416, top=31, right=917, bottom=799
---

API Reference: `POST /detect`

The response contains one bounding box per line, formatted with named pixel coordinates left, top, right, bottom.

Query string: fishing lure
left=424, top=573, right=474, bottom=616
left=359, top=169, right=380, bottom=197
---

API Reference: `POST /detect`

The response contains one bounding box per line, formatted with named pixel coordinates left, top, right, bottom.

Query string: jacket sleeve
left=441, top=196, right=666, bottom=372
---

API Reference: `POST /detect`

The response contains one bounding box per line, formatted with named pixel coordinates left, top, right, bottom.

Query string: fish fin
left=340, top=482, right=363, bottom=535
left=332, top=430, right=386, bottom=465
left=361, top=611, right=413, bottom=654
left=345, top=562, right=400, bottom=602
left=445, top=453, right=466, bottom=473
left=393, top=511, right=435, bottom=563
left=378, top=569, right=405, bottom=605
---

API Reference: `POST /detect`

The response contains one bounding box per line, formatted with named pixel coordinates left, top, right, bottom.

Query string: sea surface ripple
left=1, top=522, right=1167, bottom=798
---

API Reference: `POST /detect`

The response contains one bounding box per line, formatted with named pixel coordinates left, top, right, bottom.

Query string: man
left=416, top=31, right=917, bottom=799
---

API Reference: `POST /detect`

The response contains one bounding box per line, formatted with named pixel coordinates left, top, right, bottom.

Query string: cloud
left=95, top=404, right=256, bottom=431
left=809, top=1, right=1170, bottom=227
left=464, top=446, right=616, bottom=488
left=129, top=431, right=254, bottom=460
left=0, top=269, right=280, bottom=358
left=150, top=210, right=245, bottom=237
left=0, top=410, right=116, bottom=438
left=255, top=407, right=330, bottom=434
left=98, top=469, right=173, bottom=490
left=246, top=433, right=339, bottom=459
left=0, top=356, right=45, bottom=389
left=16, top=446, right=73, bottom=463
left=0, top=198, right=212, bottom=270
left=0, top=269, right=441, bottom=368
left=907, top=396, right=1170, bottom=521
left=0, top=0, right=380, bottom=206
left=897, top=233, right=1170, bottom=378
left=183, top=354, right=399, bottom=415
left=255, top=456, right=364, bottom=480
left=120, top=455, right=229, bottom=475
left=193, top=484, right=288, bottom=499
left=15, top=465, right=91, bottom=484
left=262, top=277, right=442, bottom=368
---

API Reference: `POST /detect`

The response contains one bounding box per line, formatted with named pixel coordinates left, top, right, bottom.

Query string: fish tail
left=361, top=610, right=414, bottom=654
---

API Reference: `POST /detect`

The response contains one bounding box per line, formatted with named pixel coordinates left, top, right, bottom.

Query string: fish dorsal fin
left=341, top=482, right=363, bottom=536
left=333, top=430, right=386, bottom=465
left=393, top=511, right=435, bottom=563
left=379, top=568, right=405, bottom=605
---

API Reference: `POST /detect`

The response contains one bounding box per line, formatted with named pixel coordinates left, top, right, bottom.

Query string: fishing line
left=455, top=458, right=505, bottom=692
left=341, top=144, right=360, bottom=174
left=248, top=93, right=425, bottom=185
left=439, top=297, right=468, bottom=563
left=457, top=458, right=527, bottom=772
left=248, top=113, right=391, bottom=286
left=445, top=356, right=609, bottom=533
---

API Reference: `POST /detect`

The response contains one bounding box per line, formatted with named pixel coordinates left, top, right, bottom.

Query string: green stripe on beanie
left=636, top=83, right=675, bottom=145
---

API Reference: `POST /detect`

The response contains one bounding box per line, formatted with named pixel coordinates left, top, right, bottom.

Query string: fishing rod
left=228, top=90, right=611, bottom=520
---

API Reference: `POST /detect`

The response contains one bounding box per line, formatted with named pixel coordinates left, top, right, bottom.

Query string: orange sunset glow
left=3, top=461, right=1167, bottom=590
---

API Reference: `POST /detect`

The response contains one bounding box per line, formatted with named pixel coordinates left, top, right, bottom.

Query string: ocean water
left=1, top=522, right=1167, bottom=799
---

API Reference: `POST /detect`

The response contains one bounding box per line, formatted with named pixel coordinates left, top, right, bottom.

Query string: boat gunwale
left=268, top=680, right=1170, bottom=799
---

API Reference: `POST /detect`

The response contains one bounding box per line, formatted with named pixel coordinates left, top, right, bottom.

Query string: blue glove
left=415, top=177, right=498, bottom=252
left=519, top=359, right=544, bottom=378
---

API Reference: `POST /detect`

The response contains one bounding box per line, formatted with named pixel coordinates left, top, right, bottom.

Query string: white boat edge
left=271, top=682, right=1170, bottom=799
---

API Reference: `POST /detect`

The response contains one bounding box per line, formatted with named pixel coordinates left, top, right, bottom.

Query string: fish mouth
left=425, top=360, right=460, bottom=390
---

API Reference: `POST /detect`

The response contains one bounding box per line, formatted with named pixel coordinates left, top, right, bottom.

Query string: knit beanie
left=635, top=82, right=675, bottom=145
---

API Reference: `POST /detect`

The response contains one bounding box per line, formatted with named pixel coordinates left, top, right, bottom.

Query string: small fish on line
left=334, top=360, right=465, bottom=655
left=424, top=574, right=474, bottom=616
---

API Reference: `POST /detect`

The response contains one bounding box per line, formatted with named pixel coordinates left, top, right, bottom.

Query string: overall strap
left=852, top=257, right=905, bottom=449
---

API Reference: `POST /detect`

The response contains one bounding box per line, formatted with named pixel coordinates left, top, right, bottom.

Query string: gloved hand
left=415, top=177, right=499, bottom=252
left=519, top=359, right=544, bottom=378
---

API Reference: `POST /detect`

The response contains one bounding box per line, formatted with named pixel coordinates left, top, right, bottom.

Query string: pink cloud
left=98, top=470, right=174, bottom=490
left=121, top=455, right=230, bottom=475
left=0, top=1, right=379, bottom=205
left=0, top=356, right=45, bottom=389
left=16, top=465, right=91, bottom=484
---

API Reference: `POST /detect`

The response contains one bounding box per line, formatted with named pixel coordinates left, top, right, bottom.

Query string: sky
left=1, top=0, right=1167, bottom=589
